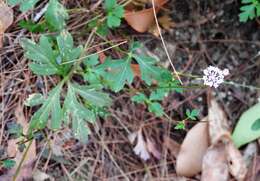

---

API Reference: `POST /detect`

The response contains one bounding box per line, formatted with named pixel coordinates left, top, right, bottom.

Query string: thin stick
left=151, top=0, right=182, bottom=84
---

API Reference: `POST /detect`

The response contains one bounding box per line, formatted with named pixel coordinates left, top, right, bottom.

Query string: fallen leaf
left=176, top=118, right=209, bottom=177
left=0, top=2, right=13, bottom=48
left=208, top=99, right=230, bottom=145
left=202, top=142, right=229, bottom=181
left=133, top=129, right=150, bottom=160
left=245, top=156, right=260, bottom=181
left=158, top=15, right=175, bottom=31
left=124, top=0, right=168, bottom=33
left=205, top=99, right=247, bottom=181
left=33, top=169, right=53, bottom=181
left=226, top=140, right=247, bottom=181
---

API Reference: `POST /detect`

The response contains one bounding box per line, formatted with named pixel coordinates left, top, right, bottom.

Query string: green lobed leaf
left=28, top=83, right=63, bottom=133
left=71, top=83, right=112, bottom=107
left=64, top=83, right=96, bottom=143
left=148, top=102, right=164, bottom=117
left=45, top=0, right=68, bottom=31
left=133, top=54, right=162, bottom=85
left=7, top=0, right=39, bottom=12
left=232, top=102, right=260, bottom=147
left=21, top=36, right=59, bottom=75
left=131, top=93, right=147, bottom=103
left=97, top=58, right=134, bottom=92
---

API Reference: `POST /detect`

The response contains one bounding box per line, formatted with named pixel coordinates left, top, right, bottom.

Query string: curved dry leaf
left=124, top=0, right=168, bottom=33
left=133, top=129, right=150, bottom=160
left=226, top=140, right=247, bottom=181
left=0, top=2, right=13, bottom=47
left=176, top=118, right=209, bottom=177
left=202, top=143, right=229, bottom=181
left=208, top=99, right=230, bottom=144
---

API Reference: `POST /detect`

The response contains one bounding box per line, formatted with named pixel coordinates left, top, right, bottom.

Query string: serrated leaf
left=21, top=36, right=59, bottom=75
left=24, top=93, right=45, bottom=107
left=239, top=4, right=256, bottom=22
left=45, top=0, right=68, bottom=31
left=28, top=83, right=63, bottom=133
left=98, top=58, right=134, bottom=92
left=148, top=102, right=164, bottom=117
left=232, top=102, right=260, bottom=147
left=71, top=83, right=111, bottom=107
left=107, top=14, right=121, bottom=28
left=56, top=30, right=82, bottom=63
left=131, top=93, right=147, bottom=103
left=104, top=0, right=116, bottom=11
left=150, top=89, right=166, bottom=101
left=133, top=54, right=162, bottom=85
left=7, top=0, right=39, bottom=12
left=175, top=122, right=185, bottom=130
left=64, top=83, right=96, bottom=143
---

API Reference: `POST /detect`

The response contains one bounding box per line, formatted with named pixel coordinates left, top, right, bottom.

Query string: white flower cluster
left=203, top=66, right=229, bottom=88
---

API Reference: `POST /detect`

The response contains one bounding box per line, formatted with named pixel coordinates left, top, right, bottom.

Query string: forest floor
left=0, top=0, right=260, bottom=180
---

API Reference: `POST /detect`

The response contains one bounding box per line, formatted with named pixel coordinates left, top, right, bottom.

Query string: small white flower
left=203, top=66, right=229, bottom=88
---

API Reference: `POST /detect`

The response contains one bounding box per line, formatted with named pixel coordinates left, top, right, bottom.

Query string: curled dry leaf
left=202, top=142, right=229, bottom=181
left=133, top=129, right=150, bottom=160
left=0, top=2, right=13, bottom=48
left=204, top=99, right=247, bottom=181
left=226, top=140, right=248, bottom=181
left=208, top=99, right=230, bottom=145
left=176, top=118, right=209, bottom=177
left=124, top=0, right=168, bottom=33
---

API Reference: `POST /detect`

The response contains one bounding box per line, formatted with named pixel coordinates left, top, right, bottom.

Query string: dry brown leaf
left=202, top=142, right=229, bottom=181
left=132, top=129, right=150, bottom=160
left=205, top=99, right=247, bottom=181
left=176, top=118, right=209, bottom=177
left=208, top=99, right=230, bottom=145
left=0, top=2, right=13, bottom=48
left=226, top=140, right=247, bottom=181
left=163, top=135, right=180, bottom=158
left=124, top=0, right=167, bottom=33
left=158, top=15, right=175, bottom=31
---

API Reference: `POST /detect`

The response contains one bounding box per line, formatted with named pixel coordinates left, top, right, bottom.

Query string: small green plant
left=239, top=0, right=260, bottom=22
left=175, top=109, right=200, bottom=130
left=20, top=0, right=184, bottom=143
left=1, top=159, right=16, bottom=169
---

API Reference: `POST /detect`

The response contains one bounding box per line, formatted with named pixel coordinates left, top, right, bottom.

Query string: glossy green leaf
left=232, top=102, right=260, bottom=147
